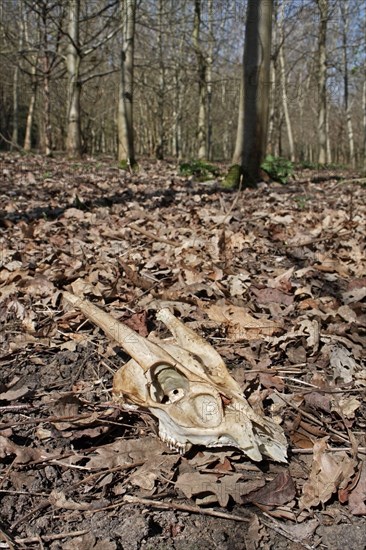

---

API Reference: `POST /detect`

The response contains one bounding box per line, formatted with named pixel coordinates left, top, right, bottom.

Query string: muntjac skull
left=63, top=292, right=287, bottom=462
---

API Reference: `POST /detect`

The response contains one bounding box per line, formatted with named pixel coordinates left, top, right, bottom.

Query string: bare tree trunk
left=340, top=1, right=355, bottom=168
left=206, top=0, right=213, bottom=160
left=193, top=0, right=207, bottom=160
left=155, top=0, right=165, bottom=159
left=24, top=65, right=37, bottom=151
left=363, top=67, right=366, bottom=170
left=66, top=0, right=82, bottom=158
left=227, top=0, right=272, bottom=187
left=11, top=65, right=19, bottom=149
left=11, top=2, right=24, bottom=149
left=267, top=54, right=277, bottom=155
left=172, top=69, right=182, bottom=159
left=326, top=102, right=331, bottom=163
left=232, top=68, right=245, bottom=166
left=279, top=1, right=295, bottom=162
left=317, top=0, right=328, bottom=164
left=118, top=0, right=136, bottom=166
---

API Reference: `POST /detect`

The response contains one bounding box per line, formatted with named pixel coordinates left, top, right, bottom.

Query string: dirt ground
left=0, top=154, right=365, bottom=549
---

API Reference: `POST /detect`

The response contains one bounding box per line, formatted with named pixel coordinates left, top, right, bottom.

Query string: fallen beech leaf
left=0, top=435, right=48, bottom=464
left=85, top=435, right=167, bottom=469
left=348, top=461, right=366, bottom=515
left=331, top=396, right=361, bottom=419
left=0, top=385, right=30, bottom=401
left=251, top=287, right=293, bottom=306
left=245, top=515, right=269, bottom=550
left=205, top=303, right=282, bottom=341
left=330, top=345, right=357, bottom=384
left=123, top=310, right=148, bottom=337
left=130, top=454, right=179, bottom=491
left=243, top=471, right=296, bottom=506
left=176, top=471, right=265, bottom=506
left=299, top=438, right=357, bottom=510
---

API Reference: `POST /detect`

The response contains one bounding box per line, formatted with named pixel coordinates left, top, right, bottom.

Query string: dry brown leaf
left=245, top=515, right=270, bottom=550
left=0, top=383, right=30, bottom=401
left=331, top=396, right=361, bottom=420
left=299, top=438, right=357, bottom=510
left=85, top=436, right=167, bottom=469
left=330, top=345, right=358, bottom=384
left=205, top=303, right=282, bottom=341
left=243, top=471, right=296, bottom=507
left=251, top=286, right=293, bottom=306
left=0, top=435, right=49, bottom=464
left=176, top=471, right=265, bottom=507
left=348, top=461, right=366, bottom=515
left=129, top=454, right=179, bottom=491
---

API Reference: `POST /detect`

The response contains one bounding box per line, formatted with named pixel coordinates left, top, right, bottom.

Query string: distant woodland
left=0, top=0, right=365, bottom=172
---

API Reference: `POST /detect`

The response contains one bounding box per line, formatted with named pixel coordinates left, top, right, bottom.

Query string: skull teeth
left=159, top=430, right=188, bottom=454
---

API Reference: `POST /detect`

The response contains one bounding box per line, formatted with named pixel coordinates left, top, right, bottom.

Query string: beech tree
left=193, top=0, right=207, bottom=160
left=65, top=0, right=121, bottom=158
left=226, top=0, right=273, bottom=187
left=66, top=0, right=81, bottom=157
left=316, top=0, right=328, bottom=164
left=117, top=0, right=136, bottom=166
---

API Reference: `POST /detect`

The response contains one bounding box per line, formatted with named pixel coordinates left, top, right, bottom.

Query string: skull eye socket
left=152, top=365, right=188, bottom=404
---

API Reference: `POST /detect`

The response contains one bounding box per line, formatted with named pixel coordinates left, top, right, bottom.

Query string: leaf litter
left=0, top=154, right=366, bottom=549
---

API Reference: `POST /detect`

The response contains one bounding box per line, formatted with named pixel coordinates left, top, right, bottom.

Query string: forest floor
left=0, top=153, right=365, bottom=550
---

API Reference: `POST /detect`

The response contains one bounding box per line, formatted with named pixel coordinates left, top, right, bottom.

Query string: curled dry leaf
left=299, top=438, right=357, bottom=510
left=243, top=471, right=296, bottom=507
left=348, top=461, right=366, bottom=515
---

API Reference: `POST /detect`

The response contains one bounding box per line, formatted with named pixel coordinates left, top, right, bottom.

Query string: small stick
left=121, top=494, right=250, bottom=522
left=14, top=529, right=89, bottom=544
left=128, top=223, right=178, bottom=246
left=292, top=447, right=366, bottom=455
left=0, top=525, right=16, bottom=550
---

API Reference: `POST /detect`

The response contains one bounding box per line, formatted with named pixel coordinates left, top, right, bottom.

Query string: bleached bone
left=63, top=291, right=287, bottom=462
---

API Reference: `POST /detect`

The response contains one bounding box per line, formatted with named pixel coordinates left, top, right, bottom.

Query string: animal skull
left=63, top=292, right=287, bottom=462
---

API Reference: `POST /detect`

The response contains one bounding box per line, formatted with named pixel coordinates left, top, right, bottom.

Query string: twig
left=0, top=131, right=23, bottom=151
left=0, top=413, right=100, bottom=431
left=0, top=525, right=15, bottom=550
left=0, top=405, right=33, bottom=413
left=14, top=530, right=89, bottom=544
left=128, top=223, right=178, bottom=247
left=275, top=392, right=349, bottom=443
left=284, top=230, right=352, bottom=247
left=121, top=495, right=250, bottom=522
left=292, top=447, right=366, bottom=455
left=70, top=461, right=145, bottom=489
